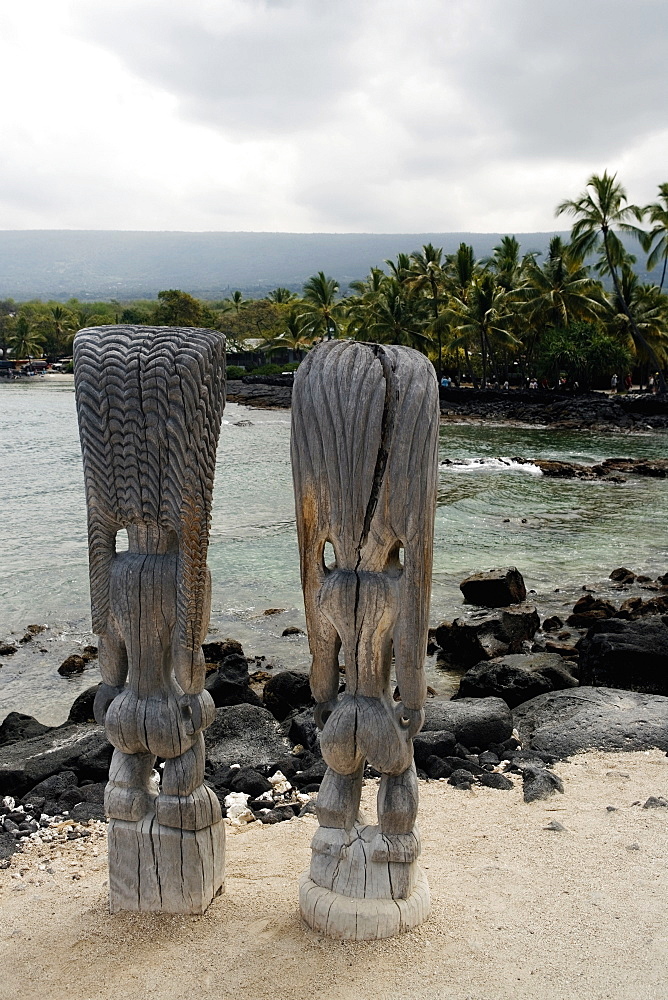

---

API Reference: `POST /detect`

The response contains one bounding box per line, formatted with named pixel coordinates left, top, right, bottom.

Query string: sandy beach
left=1, top=748, right=667, bottom=1000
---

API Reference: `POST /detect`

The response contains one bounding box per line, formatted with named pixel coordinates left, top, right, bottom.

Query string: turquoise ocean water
left=0, top=378, right=666, bottom=723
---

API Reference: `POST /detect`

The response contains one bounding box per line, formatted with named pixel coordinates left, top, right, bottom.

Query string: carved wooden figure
left=74, top=325, right=226, bottom=913
left=291, top=341, right=439, bottom=940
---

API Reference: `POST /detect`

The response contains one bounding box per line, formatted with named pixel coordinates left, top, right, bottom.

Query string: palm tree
left=556, top=171, right=666, bottom=390
left=439, top=243, right=479, bottom=380
left=384, top=252, right=412, bottom=287
left=642, top=182, right=668, bottom=292
left=264, top=308, right=315, bottom=360
left=267, top=287, right=297, bottom=304
left=362, top=277, right=430, bottom=349
left=445, top=272, right=518, bottom=386
left=483, top=235, right=535, bottom=291
left=521, top=237, right=607, bottom=371
left=346, top=267, right=388, bottom=341
left=301, top=272, right=343, bottom=341
left=9, top=316, right=44, bottom=361
left=407, top=243, right=445, bottom=378
left=606, top=266, right=668, bottom=385
left=223, top=290, right=249, bottom=313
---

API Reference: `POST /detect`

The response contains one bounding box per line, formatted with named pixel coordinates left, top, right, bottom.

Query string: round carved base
left=299, top=869, right=430, bottom=941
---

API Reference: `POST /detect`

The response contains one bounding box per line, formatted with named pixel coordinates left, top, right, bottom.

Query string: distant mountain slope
left=0, top=229, right=648, bottom=300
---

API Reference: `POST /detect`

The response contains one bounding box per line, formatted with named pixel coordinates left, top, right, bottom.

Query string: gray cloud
left=0, top=0, right=665, bottom=231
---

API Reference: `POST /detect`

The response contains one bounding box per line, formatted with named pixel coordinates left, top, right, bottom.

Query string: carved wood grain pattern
left=74, top=325, right=226, bottom=649
left=291, top=341, right=439, bottom=711
left=291, top=341, right=437, bottom=938
left=73, top=325, right=226, bottom=913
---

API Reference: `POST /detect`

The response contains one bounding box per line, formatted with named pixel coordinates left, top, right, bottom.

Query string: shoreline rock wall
left=226, top=378, right=668, bottom=430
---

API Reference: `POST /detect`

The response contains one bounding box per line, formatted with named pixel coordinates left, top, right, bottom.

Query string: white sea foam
left=440, top=457, right=543, bottom=475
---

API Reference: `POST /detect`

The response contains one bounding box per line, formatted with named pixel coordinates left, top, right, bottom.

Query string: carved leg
left=370, top=763, right=421, bottom=863
left=105, top=749, right=157, bottom=822
left=156, top=734, right=222, bottom=830
left=311, top=763, right=364, bottom=859
left=107, top=735, right=225, bottom=914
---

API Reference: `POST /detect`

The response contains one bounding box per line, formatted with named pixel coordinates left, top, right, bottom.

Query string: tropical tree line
left=3, top=172, right=667, bottom=391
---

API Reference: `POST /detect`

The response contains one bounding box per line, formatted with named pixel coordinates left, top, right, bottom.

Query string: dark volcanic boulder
left=202, top=638, right=245, bottom=663
left=229, top=767, right=273, bottom=797
left=566, top=594, right=617, bottom=627
left=459, top=567, right=527, bottom=607
left=514, top=686, right=668, bottom=757
left=0, top=712, right=51, bottom=746
left=0, top=725, right=111, bottom=796
left=205, top=654, right=261, bottom=708
left=455, top=652, right=578, bottom=708
left=67, top=686, right=100, bottom=724
left=578, top=616, right=668, bottom=694
left=263, top=670, right=313, bottom=721
left=283, top=707, right=320, bottom=754
left=422, top=697, right=513, bottom=749
left=520, top=764, right=564, bottom=802
left=204, top=704, right=291, bottom=770
left=435, top=605, right=540, bottom=665
left=58, top=654, right=86, bottom=676
left=413, top=730, right=457, bottom=767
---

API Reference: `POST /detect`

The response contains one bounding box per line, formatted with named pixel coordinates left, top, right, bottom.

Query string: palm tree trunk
left=480, top=331, right=487, bottom=387
left=603, top=230, right=667, bottom=393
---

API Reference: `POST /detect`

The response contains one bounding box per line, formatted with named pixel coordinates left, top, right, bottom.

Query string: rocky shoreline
left=226, top=378, right=668, bottom=431
left=1, top=566, right=667, bottom=864
left=442, top=456, right=668, bottom=481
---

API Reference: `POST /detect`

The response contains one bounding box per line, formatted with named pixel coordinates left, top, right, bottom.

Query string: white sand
left=1, top=749, right=667, bottom=1000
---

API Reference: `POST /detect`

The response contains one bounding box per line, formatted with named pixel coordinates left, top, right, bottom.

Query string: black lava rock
left=434, top=605, right=540, bottom=666
left=643, top=796, right=668, bottom=809
left=0, top=725, right=111, bottom=797
left=59, top=787, right=85, bottom=809
left=70, top=801, right=106, bottom=823
left=67, top=686, right=100, bottom=724
left=259, top=805, right=295, bottom=824
left=422, top=697, right=513, bottom=749
left=513, top=687, right=668, bottom=757
left=292, top=760, right=328, bottom=789
left=520, top=764, right=564, bottom=802
left=479, top=772, right=514, bottom=790
left=413, top=730, right=457, bottom=767
left=456, top=652, right=578, bottom=709
left=459, top=567, right=527, bottom=607
left=205, top=654, right=261, bottom=708
left=263, top=670, right=313, bottom=721
left=0, top=712, right=52, bottom=746
left=425, top=756, right=454, bottom=779
left=283, top=707, right=320, bottom=754
left=58, top=655, right=87, bottom=676
left=578, top=617, right=668, bottom=695
left=448, top=769, right=475, bottom=788
left=229, top=767, right=273, bottom=798
left=204, top=704, right=292, bottom=770
left=202, top=638, right=245, bottom=663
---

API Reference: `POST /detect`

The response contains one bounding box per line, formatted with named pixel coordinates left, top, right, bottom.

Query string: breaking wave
left=440, top=457, right=543, bottom=475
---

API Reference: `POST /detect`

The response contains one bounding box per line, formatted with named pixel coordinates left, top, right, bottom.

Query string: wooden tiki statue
left=291, top=341, right=439, bottom=940
left=74, top=325, right=226, bottom=913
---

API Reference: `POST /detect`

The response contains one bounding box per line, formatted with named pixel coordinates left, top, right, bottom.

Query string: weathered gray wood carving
left=291, top=341, right=439, bottom=940
left=74, top=325, right=226, bottom=913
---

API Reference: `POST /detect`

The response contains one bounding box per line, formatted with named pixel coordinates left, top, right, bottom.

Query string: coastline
left=226, top=379, right=668, bottom=432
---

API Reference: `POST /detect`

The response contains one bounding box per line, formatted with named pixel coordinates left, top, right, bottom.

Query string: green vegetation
left=2, top=172, right=667, bottom=390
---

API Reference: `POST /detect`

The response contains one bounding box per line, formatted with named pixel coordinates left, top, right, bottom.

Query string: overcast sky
left=1, top=0, right=666, bottom=233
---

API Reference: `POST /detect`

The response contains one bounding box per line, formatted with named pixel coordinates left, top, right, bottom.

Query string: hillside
left=0, top=230, right=585, bottom=301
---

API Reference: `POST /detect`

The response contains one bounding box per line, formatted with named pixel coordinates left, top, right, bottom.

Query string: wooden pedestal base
left=108, top=816, right=225, bottom=914
left=299, top=869, right=430, bottom=940
left=300, top=822, right=430, bottom=940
